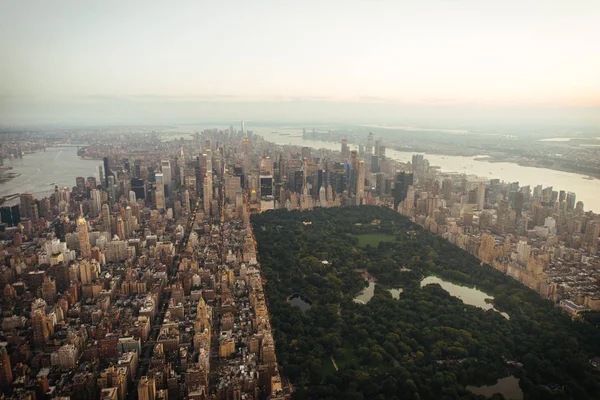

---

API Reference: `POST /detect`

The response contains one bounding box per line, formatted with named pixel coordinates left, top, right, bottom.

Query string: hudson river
left=0, top=148, right=101, bottom=203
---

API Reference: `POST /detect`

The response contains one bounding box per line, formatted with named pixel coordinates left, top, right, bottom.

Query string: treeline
left=252, top=206, right=600, bottom=400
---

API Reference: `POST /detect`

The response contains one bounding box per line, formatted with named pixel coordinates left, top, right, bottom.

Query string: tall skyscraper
left=77, top=216, right=91, bottom=259
left=161, top=160, right=172, bottom=196
left=103, top=157, right=112, bottom=193
left=357, top=160, right=366, bottom=205
left=102, top=203, right=112, bottom=233
left=566, top=192, right=576, bottom=212
left=155, top=173, right=165, bottom=211
left=90, top=189, right=102, bottom=217
left=116, top=216, right=126, bottom=240
left=33, top=311, right=51, bottom=349
left=393, top=172, right=414, bottom=209
left=341, top=139, right=349, bottom=160
left=0, top=346, right=12, bottom=389
left=19, top=193, right=34, bottom=220
left=477, top=182, right=486, bottom=211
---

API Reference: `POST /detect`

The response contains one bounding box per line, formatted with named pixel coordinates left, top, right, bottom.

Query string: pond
left=353, top=281, right=376, bottom=304
left=420, top=276, right=510, bottom=319
left=389, top=288, right=403, bottom=299
left=467, top=376, right=523, bottom=400
left=288, top=293, right=312, bottom=312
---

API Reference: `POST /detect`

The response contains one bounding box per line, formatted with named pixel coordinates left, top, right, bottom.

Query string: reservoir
left=0, top=148, right=101, bottom=201
left=420, top=276, right=509, bottom=319
left=467, top=376, right=523, bottom=400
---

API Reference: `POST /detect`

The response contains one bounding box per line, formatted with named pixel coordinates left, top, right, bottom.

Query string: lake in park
left=421, top=276, right=510, bottom=319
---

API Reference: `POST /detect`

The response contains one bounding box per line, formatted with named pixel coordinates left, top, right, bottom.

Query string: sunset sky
left=1, top=0, right=599, bottom=125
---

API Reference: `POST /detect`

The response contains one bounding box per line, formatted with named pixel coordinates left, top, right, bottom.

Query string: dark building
left=131, top=178, right=146, bottom=200
left=76, top=176, right=86, bottom=191
left=10, top=205, right=20, bottom=226
left=0, top=207, right=13, bottom=226
left=370, top=155, right=379, bottom=173
left=393, top=172, right=414, bottom=209
left=260, top=176, right=273, bottom=197
left=514, top=192, right=524, bottom=218
left=103, top=157, right=112, bottom=190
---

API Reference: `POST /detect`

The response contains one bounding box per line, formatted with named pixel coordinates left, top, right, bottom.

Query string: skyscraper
left=33, top=311, right=51, bottom=349
left=19, top=193, right=34, bottom=220
left=0, top=346, right=12, bottom=389
left=341, top=139, right=349, bottom=160
left=102, top=203, right=112, bottom=233
left=477, top=182, right=486, bottom=211
left=77, top=216, right=91, bottom=259
left=393, top=172, right=414, bottom=209
left=357, top=160, right=366, bottom=205
left=566, top=192, right=576, bottom=212
left=90, top=189, right=102, bottom=217
left=161, top=160, right=172, bottom=196
left=155, top=173, right=165, bottom=211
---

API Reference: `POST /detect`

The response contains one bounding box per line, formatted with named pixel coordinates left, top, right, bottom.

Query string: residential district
left=0, top=123, right=598, bottom=399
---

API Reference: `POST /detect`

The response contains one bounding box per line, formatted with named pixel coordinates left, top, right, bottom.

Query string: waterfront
left=0, top=148, right=100, bottom=203
left=254, top=129, right=600, bottom=213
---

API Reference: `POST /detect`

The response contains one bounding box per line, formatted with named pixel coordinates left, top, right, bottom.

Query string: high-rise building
left=357, top=160, right=366, bottom=205
left=566, top=192, right=576, bottom=212
left=33, top=311, right=51, bottom=348
left=0, top=346, right=12, bottom=389
left=103, top=157, right=112, bottom=193
left=412, top=154, right=425, bottom=174
left=42, top=276, right=57, bottom=304
left=161, top=160, right=172, bottom=196
left=341, top=139, right=349, bottom=160
left=477, top=182, right=486, bottom=211
left=102, top=203, right=112, bottom=233
left=138, top=376, right=156, bottom=400
left=393, top=172, right=414, bottom=209
left=20, top=193, right=34, bottom=220
left=77, top=216, right=92, bottom=259
left=155, top=173, right=165, bottom=211
left=116, top=216, right=126, bottom=240
left=76, top=176, right=86, bottom=191
left=90, top=189, right=102, bottom=217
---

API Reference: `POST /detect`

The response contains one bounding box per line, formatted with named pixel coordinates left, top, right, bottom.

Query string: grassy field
left=354, top=233, right=397, bottom=248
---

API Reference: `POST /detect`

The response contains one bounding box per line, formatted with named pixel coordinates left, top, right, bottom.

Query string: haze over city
left=2, top=1, right=600, bottom=400
left=1, top=0, right=600, bottom=125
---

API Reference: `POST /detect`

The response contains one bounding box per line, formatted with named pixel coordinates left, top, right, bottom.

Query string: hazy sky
left=1, top=0, right=599, bottom=125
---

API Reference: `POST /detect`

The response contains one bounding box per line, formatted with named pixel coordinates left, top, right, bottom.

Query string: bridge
left=47, top=144, right=87, bottom=148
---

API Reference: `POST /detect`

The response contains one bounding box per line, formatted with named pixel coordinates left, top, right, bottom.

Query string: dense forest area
left=251, top=206, right=600, bottom=400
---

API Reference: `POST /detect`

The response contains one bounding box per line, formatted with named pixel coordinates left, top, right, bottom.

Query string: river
left=0, top=147, right=101, bottom=203
left=249, top=129, right=600, bottom=213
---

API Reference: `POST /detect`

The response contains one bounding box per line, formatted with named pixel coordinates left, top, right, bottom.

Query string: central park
left=251, top=206, right=600, bottom=400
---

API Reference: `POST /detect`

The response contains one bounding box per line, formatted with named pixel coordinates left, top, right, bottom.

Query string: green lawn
left=354, top=233, right=397, bottom=248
